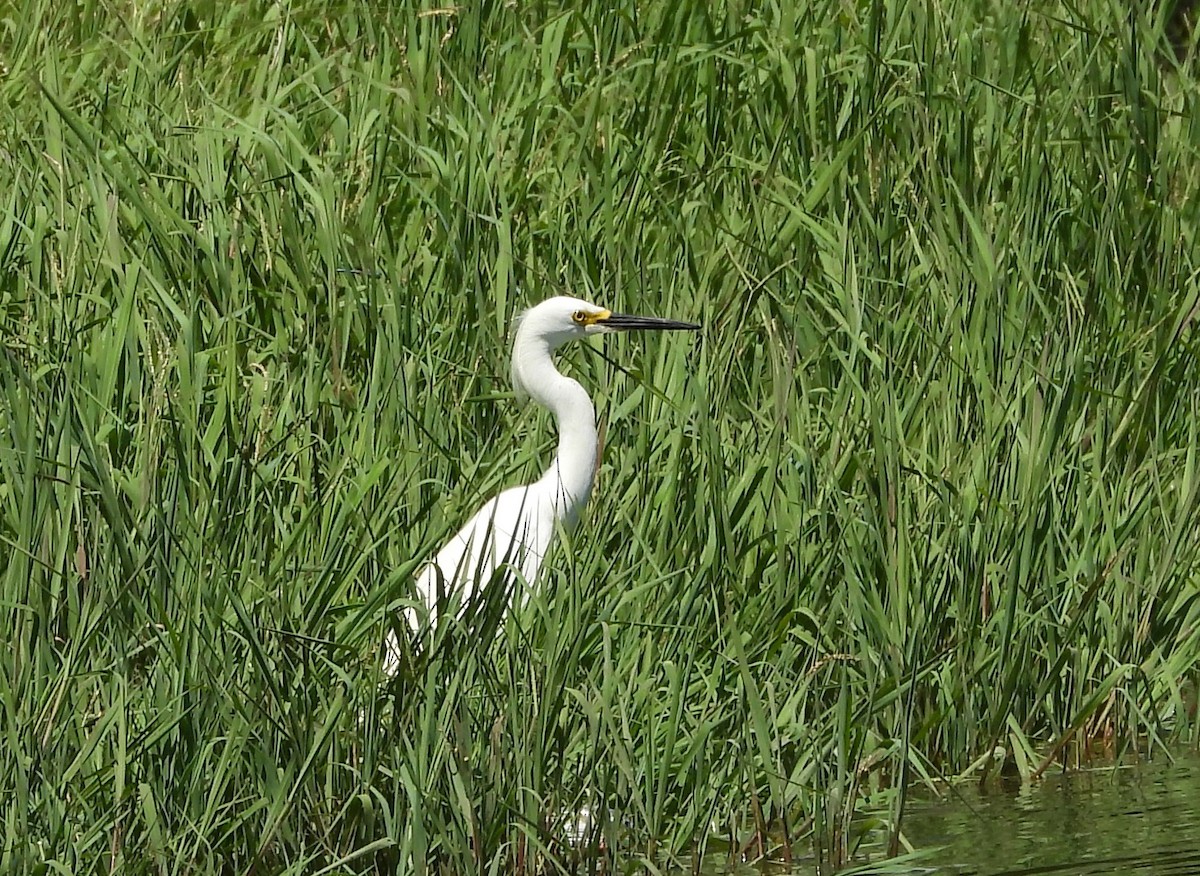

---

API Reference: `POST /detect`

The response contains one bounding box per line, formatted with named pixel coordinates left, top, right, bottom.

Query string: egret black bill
left=600, top=312, right=701, bottom=332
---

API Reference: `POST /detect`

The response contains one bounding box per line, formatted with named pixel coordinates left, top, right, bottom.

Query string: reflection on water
left=900, top=749, right=1200, bottom=875
left=695, top=751, right=1200, bottom=875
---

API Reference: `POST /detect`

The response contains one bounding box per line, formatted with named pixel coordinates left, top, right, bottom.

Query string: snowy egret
left=383, top=296, right=699, bottom=673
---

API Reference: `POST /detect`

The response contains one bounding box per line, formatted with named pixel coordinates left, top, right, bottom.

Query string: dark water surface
left=898, top=749, right=1200, bottom=875
left=698, top=750, right=1200, bottom=875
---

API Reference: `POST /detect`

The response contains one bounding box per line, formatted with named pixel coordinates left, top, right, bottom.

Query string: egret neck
left=511, top=322, right=598, bottom=527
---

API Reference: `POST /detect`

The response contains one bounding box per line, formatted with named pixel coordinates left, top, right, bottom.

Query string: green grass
left=2, top=0, right=1200, bottom=872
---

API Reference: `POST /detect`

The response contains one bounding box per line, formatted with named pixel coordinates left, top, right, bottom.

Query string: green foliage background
left=2, top=0, right=1199, bottom=872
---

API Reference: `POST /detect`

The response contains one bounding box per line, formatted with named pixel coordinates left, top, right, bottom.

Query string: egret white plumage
left=383, top=296, right=699, bottom=674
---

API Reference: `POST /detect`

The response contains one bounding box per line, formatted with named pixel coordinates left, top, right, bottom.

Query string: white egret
left=383, top=295, right=699, bottom=674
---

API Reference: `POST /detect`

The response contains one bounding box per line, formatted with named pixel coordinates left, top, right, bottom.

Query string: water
left=697, top=750, right=1200, bottom=875
left=898, top=750, right=1200, bottom=875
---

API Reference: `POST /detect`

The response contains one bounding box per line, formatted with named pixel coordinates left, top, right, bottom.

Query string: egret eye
left=572, top=310, right=588, bottom=324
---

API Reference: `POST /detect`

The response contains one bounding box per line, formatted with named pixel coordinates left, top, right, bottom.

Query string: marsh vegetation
left=2, top=1, right=1199, bottom=872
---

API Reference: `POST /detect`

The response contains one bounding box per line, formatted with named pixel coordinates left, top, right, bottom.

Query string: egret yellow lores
left=383, top=296, right=699, bottom=673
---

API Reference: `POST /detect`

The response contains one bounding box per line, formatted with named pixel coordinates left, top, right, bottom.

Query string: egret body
left=383, top=296, right=698, bottom=673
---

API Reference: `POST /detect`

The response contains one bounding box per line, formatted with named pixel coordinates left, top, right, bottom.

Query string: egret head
left=511, top=295, right=700, bottom=399
left=515, top=295, right=700, bottom=349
